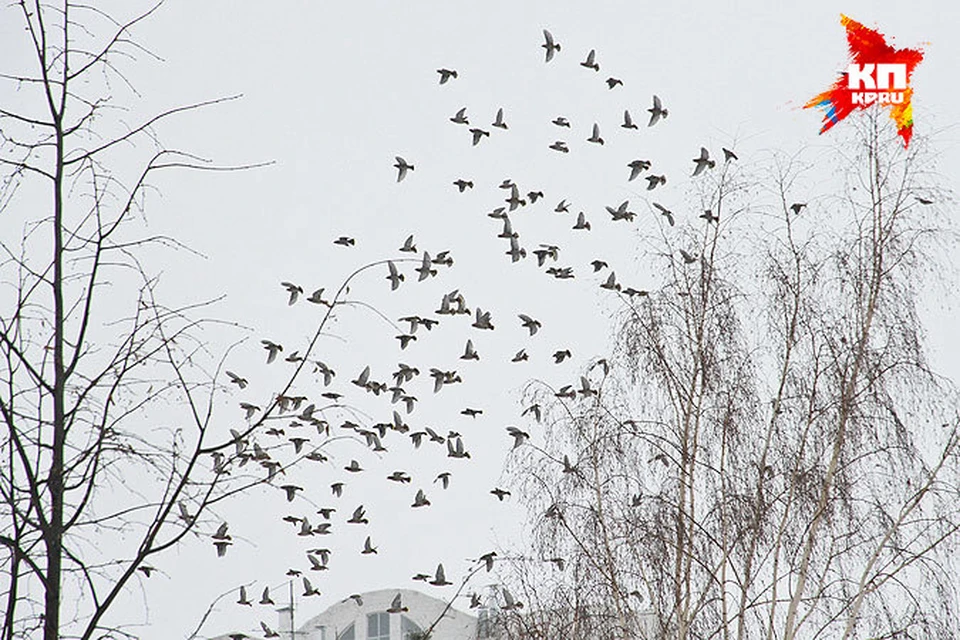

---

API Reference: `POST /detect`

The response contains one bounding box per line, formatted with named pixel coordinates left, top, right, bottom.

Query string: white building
left=210, top=588, right=482, bottom=640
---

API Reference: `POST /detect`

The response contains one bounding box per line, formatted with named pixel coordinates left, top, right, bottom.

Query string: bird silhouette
left=449, top=107, right=469, bottom=125
left=430, top=563, right=452, bottom=586
left=461, top=339, right=480, bottom=361
left=646, top=174, right=667, bottom=190
left=394, top=156, right=414, bottom=182
left=362, top=535, right=378, bottom=554
left=260, top=586, right=275, bottom=605
left=261, top=340, right=282, bottom=364
left=512, top=349, right=529, bottom=363
left=628, top=159, right=651, bottom=181
left=591, top=260, right=608, bottom=272
left=225, top=371, right=247, bottom=389
left=692, top=147, right=716, bottom=176
left=334, top=236, right=356, bottom=246
left=679, top=249, right=698, bottom=264
left=492, top=107, right=508, bottom=129
left=399, top=234, right=417, bottom=252
left=587, top=122, right=604, bottom=145
left=507, top=426, right=530, bottom=449
left=553, top=349, right=572, bottom=363
left=580, top=49, right=599, bottom=71
left=549, top=140, right=569, bottom=153
left=469, top=128, right=490, bottom=146
left=573, top=211, right=591, bottom=230
left=435, top=472, right=451, bottom=489
left=237, top=586, right=252, bottom=606
left=453, top=179, right=474, bottom=192
left=542, top=29, right=560, bottom=62
left=700, top=209, right=719, bottom=224
left=412, top=489, right=431, bottom=508
left=261, top=622, right=281, bottom=638
left=491, top=487, right=511, bottom=501
left=653, top=202, right=675, bottom=226
left=518, top=314, right=541, bottom=335
left=621, top=110, right=638, bottom=129
left=437, top=68, right=458, bottom=84
left=302, top=576, right=320, bottom=596
left=606, top=77, right=623, bottom=89
left=647, top=95, right=668, bottom=126
left=386, top=261, right=405, bottom=290
left=600, top=272, right=621, bottom=291
left=790, top=202, right=807, bottom=214
left=280, top=281, right=303, bottom=305
left=388, top=592, right=410, bottom=614
left=723, top=147, right=738, bottom=161
left=348, top=505, right=369, bottom=524
left=417, top=251, right=438, bottom=281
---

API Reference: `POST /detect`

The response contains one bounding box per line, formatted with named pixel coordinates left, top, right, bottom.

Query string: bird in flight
left=628, top=159, right=651, bottom=181
left=437, top=68, right=458, bottom=84
left=542, top=29, right=560, bottom=62
left=492, top=107, right=508, bottom=129
left=648, top=95, right=668, bottom=126
left=225, top=371, right=247, bottom=389
left=450, top=107, right=469, bottom=125
left=519, top=314, right=541, bottom=335
left=386, top=261, right=404, bottom=291
left=469, top=128, right=490, bottom=146
left=552, top=116, right=571, bottom=128
left=621, top=110, right=638, bottom=130
left=549, top=140, right=569, bottom=153
left=573, top=211, right=591, bottom=231
left=606, top=77, right=623, bottom=89
left=653, top=202, right=675, bottom=227
left=587, top=123, right=604, bottom=145
left=394, top=156, right=414, bottom=182
left=646, top=174, right=667, bottom=191
left=692, top=147, right=716, bottom=176
left=580, top=49, right=599, bottom=71
left=723, top=147, right=738, bottom=162
left=281, top=281, right=303, bottom=305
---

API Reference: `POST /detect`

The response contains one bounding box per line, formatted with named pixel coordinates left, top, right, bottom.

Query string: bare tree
left=501, top=112, right=960, bottom=640
left=0, top=3, right=477, bottom=639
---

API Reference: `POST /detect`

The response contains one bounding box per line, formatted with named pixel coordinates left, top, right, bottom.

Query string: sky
left=2, top=1, right=959, bottom=638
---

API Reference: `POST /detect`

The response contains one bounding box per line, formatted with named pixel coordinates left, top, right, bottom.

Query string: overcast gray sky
left=4, top=1, right=959, bottom=638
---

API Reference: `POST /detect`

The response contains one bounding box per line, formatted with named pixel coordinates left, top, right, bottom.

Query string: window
left=337, top=623, right=355, bottom=640
left=400, top=615, right=422, bottom=639
left=367, top=612, right=390, bottom=640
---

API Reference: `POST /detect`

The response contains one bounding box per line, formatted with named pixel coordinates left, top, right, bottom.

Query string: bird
left=600, top=272, right=621, bottom=291
left=502, top=588, right=524, bottom=611
left=507, top=237, right=526, bottom=263
left=518, top=314, right=541, bottom=336
left=679, top=249, right=698, bottom=264
left=498, top=218, right=518, bottom=239
left=522, top=403, right=542, bottom=422
left=542, top=29, right=560, bottom=62
left=346, top=594, right=364, bottom=606
left=225, top=371, right=247, bottom=389
left=386, top=261, right=404, bottom=290
left=261, top=340, right=282, bottom=364
left=213, top=539, right=232, bottom=557
left=646, top=174, right=667, bottom=190
left=344, top=459, right=363, bottom=473
left=453, top=179, right=474, bottom=192
left=580, top=49, right=599, bottom=71
left=394, top=156, right=414, bottom=182
left=499, top=179, right=515, bottom=189
left=435, top=472, right=451, bottom=489
left=552, top=116, right=571, bottom=127
left=348, top=505, right=368, bottom=524
left=450, top=107, right=469, bottom=125
left=723, top=147, right=738, bottom=162
left=307, top=554, right=328, bottom=571
left=587, top=123, right=604, bottom=145
left=430, top=563, right=452, bottom=586
left=260, top=586, right=275, bottom=605
left=469, top=128, right=490, bottom=146
left=280, top=485, right=303, bottom=502
left=563, top=454, right=578, bottom=474
left=628, top=159, right=651, bottom=181
left=237, top=586, right=252, bottom=606
left=554, top=349, right=572, bottom=363
left=351, top=366, right=370, bottom=388
left=591, top=260, right=608, bottom=272
left=606, top=77, right=623, bottom=89
left=505, top=184, right=526, bottom=211
left=527, top=190, right=544, bottom=203
left=555, top=199, right=570, bottom=213
left=621, top=110, right=638, bottom=129
left=261, top=622, right=281, bottom=638
left=307, top=288, right=329, bottom=305
left=915, top=196, right=934, bottom=205
left=648, top=95, right=668, bottom=126
left=412, top=489, right=431, bottom=508
left=492, top=107, right=508, bottom=129
left=280, top=282, right=303, bottom=305
left=333, top=236, right=356, bottom=247
left=302, top=576, right=320, bottom=597
left=472, top=308, right=494, bottom=330
left=437, top=68, right=458, bottom=84
left=653, top=202, right=674, bottom=226
left=573, top=212, right=591, bottom=230
left=549, top=140, right=569, bottom=153
left=461, top=339, right=480, bottom=361
left=387, top=470, right=412, bottom=484
left=470, top=593, right=482, bottom=609
left=606, top=200, right=635, bottom=222
left=331, top=482, right=344, bottom=497
left=692, top=147, right=716, bottom=176
left=387, top=592, right=409, bottom=614
left=399, top=234, right=417, bottom=252
left=415, top=251, right=437, bottom=282
left=512, top=349, right=528, bottom=363
left=790, top=202, right=807, bottom=214
left=533, top=245, right=558, bottom=266
left=506, top=426, right=529, bottom=449
left=491, top=487, right=511, bottom=501
left=700, top=209, right=719, bottom=224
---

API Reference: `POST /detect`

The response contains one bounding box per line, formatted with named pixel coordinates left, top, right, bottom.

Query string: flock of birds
left=198, top=26, right=827, bottom=640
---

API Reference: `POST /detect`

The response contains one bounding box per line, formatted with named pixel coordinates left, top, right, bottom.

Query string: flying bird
left=333, top=236, right=355, bottom=246
left=518, top=314, right=541, bottom=335
left=646, top=174, right=667, bottom=191
left=491, top=487, right=511, bottom=501
left=580, top=49, right=599, bottom=71
left=492, top=107, right=508, bottom=129
left=587, top=122, right=604, bottom=145
left=653, top=202, right=674, bottom=227
left=399, top=234, right=417, bottom=252
left=237, top=586, right=252, bottom=606
left=691, top=147, right=716, bottom=176
left=386, top=261, right=404, bottom=290
left=591, top=260, right=608, bottom=272
left=790, top=202, right=807, bottom=214
left=606, top=77, right=623, bottom=89
left=225, top=371, right=247, bottom=389
left=261, top=340, right=282, bottom=364
left=461, top=339, right=479, bottom=361
left=453, top=179, right=474, bottom=192
left=430, top=563, right=452, bottom=586
left=388, top=592, right=409, bottom=614
left=437, top=68, right=458, bottom=84
left=549, top=140, right=569, bottom=153
left=394, top=156, right=414, bottom=182
left=542, top=29, right=560, bottom=62
left=679, top=249, right=698, bottom=264
left=411, top=489, right=431, bottom=508
left=628, top=159, right=651, bottom=181
left=450, top=107, right=469, bottom=125
left=723, top=147, right=738, bottom=162
left=469, top=128, right=490, bottom=146
left=281, top=282, right=303, bottom=305
left=648, top=95, right=668, bottom=126
left=552, top=116, right=571, bottom=127
left=573, top=211, right=591, bottom=231
left=621, top=110, right=638, bottom=129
